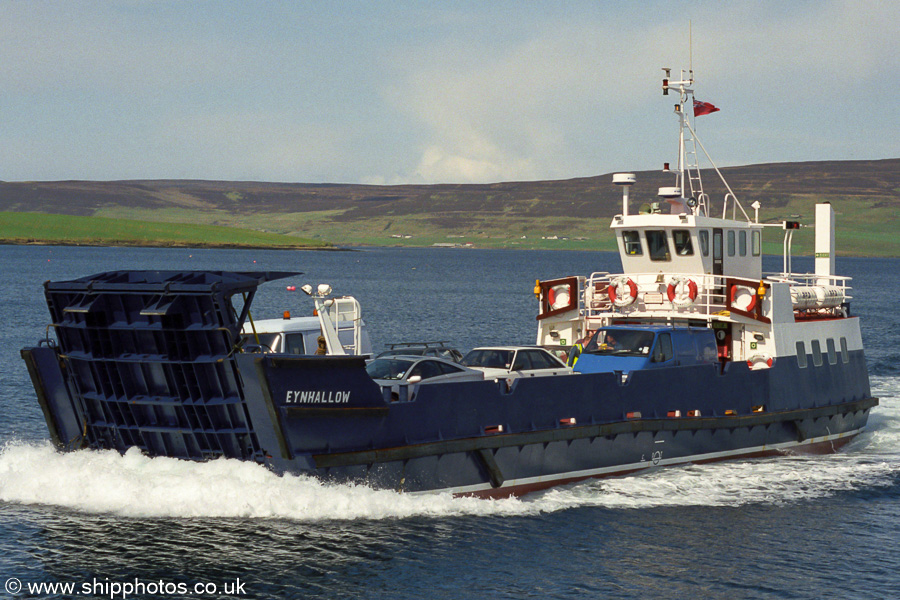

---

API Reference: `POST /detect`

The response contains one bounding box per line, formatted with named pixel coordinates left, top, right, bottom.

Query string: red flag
left=693, top=100, right=720, bottom=117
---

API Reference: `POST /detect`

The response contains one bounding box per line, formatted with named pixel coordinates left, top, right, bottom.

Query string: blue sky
left=1, top=1, right=896, bottom=183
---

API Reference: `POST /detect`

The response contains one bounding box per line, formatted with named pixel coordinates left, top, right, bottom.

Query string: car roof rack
left=386, top=341, right=453, bottom=349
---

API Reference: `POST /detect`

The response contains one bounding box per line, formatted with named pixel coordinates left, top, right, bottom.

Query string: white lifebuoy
left=548, top=284, right=571, bottom=310
left=731, top=284, right=758, bottom=312
left=747, top=354, right=773, bottom=370
left=608, top=277, right=638, bottom=307
left=666, top=277, right=698, bottom=308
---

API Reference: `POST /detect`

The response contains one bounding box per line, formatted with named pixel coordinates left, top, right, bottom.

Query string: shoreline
left=0, top=238, right=346, bottom=251
left=1, top=238, right=893, bottom=258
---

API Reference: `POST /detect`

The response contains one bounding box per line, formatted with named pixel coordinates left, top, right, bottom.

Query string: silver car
left=376, top=344, right=464, bottom=362
left=365, top=355, right=484, bottom=401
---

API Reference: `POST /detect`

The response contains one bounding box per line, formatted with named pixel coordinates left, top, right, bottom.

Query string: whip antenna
left=689, top=20, right=693, bottom=81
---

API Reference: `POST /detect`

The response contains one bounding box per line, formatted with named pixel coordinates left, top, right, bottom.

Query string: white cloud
left=373, top=1, right=900, bottom=184
left=411, top=144, right=524, bottom=184
left=382, top=21, right=673, bottom=183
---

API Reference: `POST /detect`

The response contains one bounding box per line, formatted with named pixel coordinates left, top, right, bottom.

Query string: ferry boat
left=20, top=69, right=877, bottom=498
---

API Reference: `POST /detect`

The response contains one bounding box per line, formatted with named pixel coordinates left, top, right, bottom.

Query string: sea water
left=0, top=245, right=897, bottom=599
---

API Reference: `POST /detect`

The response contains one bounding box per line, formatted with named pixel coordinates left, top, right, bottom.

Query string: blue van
left=573, top=325, right=718, bottom=374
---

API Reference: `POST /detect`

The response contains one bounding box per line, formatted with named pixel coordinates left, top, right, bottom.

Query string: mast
left=661, top=67, right=750, bottom=222
left=661, top=68, right=704, bottom=216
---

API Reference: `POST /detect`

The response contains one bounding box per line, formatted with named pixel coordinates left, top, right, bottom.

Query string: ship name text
left=285, top=390, right=351, bottom=404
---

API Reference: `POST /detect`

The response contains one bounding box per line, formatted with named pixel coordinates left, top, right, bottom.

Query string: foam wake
left=2, top=376, right=896, bottom=520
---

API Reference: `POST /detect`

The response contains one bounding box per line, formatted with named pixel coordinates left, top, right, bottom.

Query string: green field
left=0, top=211, right=329, bottom=249
left=1, top=159, right=897, bottom=256
left=3, top=205, right=892, bottom=256
left=87, top=205, right=868, bottom=254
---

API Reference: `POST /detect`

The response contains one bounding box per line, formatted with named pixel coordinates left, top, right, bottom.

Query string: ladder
left=682, top=117, right=708, bottom=217
left=315, top=295, right=365, bottom=355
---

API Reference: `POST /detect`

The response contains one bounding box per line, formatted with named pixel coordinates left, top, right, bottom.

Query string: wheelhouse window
left=645, top=230, right=670, bottom=261
left=673, top=230, right=694, bottom=256
left=752, top=231, right=761, bottom=256
left=699, top=230, right=710, bottom=256
left=796, top=341, right=807, bottom=368
left=840, top=337, right=849, bottom=363
left=727, top=230, right=736, bottom=257
left=622, top=230, right=643, bottom=256
left=739, top=231, right=747, bottom=256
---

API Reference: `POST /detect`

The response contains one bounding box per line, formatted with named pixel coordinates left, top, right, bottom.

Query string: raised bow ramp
left=21, top=270, right=297, bottom=462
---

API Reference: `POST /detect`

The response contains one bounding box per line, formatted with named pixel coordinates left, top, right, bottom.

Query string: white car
left=460, top=346, right=574, bottom=379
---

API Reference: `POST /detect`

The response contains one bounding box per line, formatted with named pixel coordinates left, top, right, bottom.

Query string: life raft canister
left=608, top=276, right=638, bottom=307
left=730, top=284, right=758, bottom=312
left=666, top=276, right=698, bottom=308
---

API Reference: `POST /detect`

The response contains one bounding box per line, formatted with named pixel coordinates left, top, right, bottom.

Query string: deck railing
left=581, top=270, right=851, bottom=323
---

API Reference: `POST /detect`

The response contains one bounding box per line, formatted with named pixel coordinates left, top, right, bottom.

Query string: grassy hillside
left=1, top=158, right=897, bottom=255
left=0, top=211, right=329, bottom=249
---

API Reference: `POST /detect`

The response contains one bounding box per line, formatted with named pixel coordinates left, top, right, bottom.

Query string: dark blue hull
left=237, top=352, right=874, bottom=496
left=20, top=271, right=877, bottom=498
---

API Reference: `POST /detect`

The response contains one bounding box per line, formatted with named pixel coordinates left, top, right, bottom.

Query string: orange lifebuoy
left=731, top=284, right=758, bottom=312
left=666, top=277, right=698, bottom=307
left=608, top=277, right=638, bottom=307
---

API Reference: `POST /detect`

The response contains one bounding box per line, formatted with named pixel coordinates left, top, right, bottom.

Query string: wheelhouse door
left=712, top=228, right=724, bottom=298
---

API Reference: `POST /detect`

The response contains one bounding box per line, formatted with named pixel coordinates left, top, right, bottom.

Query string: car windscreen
left=365, top=358, right=414, bottom=380
left=583, top=329, right=655, bottom=357
left=461, top=349, right=514, bottom=369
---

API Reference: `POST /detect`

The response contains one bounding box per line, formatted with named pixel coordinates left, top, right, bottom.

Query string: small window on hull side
left=622, top=231, right=643, bottom=256
left=840, top=337, right=850, bottom=364
left=796, top=341, right=807, bottom=368
left=739, top=231, right=747, bottom=256
left=826, top=339, right=837, bottom=365
left=727, top=230, right=736, bottom=257
left=699, top=230, right=710, bottom=256
left=752, top=231, right=761, bottom=256
left=811, top=340, right=823, bottom=367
